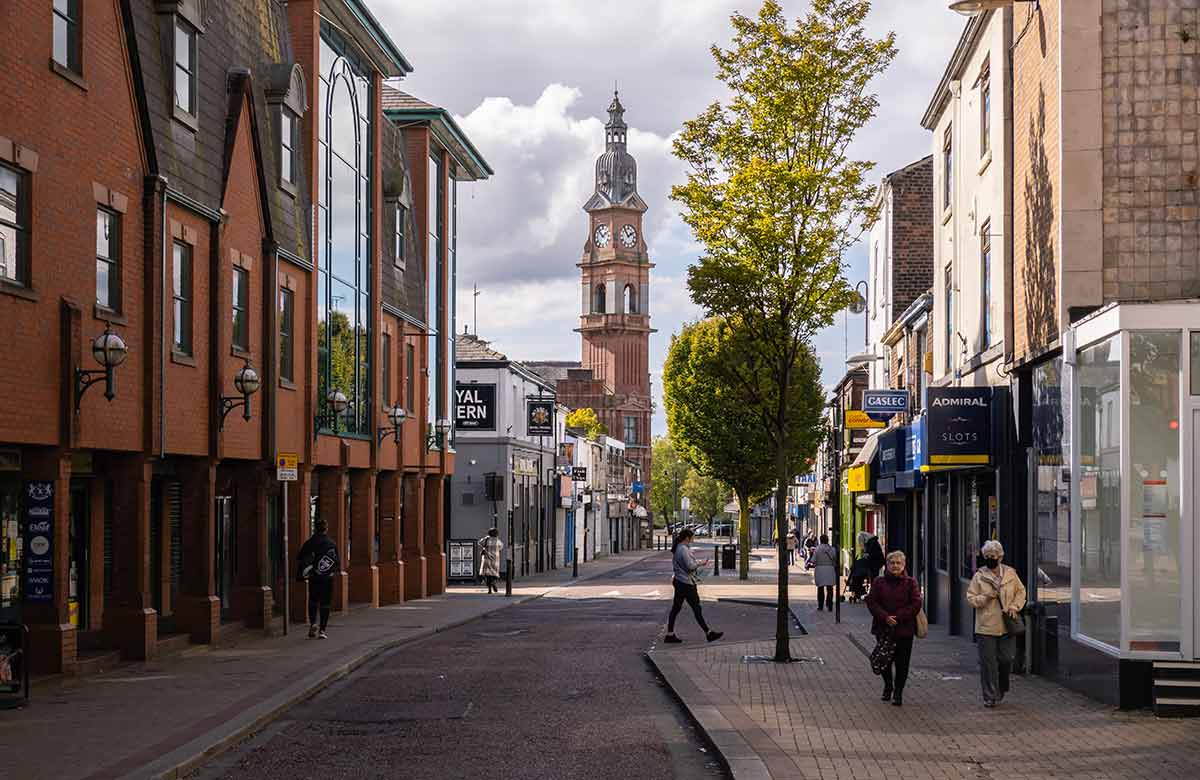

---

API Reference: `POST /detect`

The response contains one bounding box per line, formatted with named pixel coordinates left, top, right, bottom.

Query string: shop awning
left=850, top=428, right=883, bottom=469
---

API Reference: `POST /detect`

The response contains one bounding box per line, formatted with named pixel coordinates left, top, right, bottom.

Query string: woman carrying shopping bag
left=966, top=540, right=1027, bottom=708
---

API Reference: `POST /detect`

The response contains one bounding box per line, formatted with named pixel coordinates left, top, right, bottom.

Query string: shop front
left=876, top=422, right=927, bottom=586
left=1059, top=303, right=1200, bottom=710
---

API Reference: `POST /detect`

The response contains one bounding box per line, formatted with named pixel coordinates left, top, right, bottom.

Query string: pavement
left=649, top=546, right=1200, bottom=780
left=1, top=547, right=660, bottom=780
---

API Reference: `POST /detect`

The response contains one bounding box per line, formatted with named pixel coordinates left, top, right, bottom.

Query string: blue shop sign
left=897, top=418, right=926, bottom=490
left=864, top=390, right=909, bottom=421
left=878, top=429, right=902, bottom=476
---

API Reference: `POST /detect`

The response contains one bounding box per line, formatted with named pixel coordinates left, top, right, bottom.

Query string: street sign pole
left=276, top=452, right=299, bottom=636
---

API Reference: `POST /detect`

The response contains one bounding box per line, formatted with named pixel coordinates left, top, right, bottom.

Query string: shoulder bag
left=1000, top=568, right=1026, bottom=636
left=915, top=608, right=929, bottom=639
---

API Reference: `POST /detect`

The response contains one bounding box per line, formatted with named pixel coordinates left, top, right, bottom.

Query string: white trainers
left=318, top=630, right=328, bottom=640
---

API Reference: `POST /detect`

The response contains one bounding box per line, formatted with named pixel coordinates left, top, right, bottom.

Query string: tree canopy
left=650, top=436, right=689, bottom=525
left=564, top=407, right=607, bottom=440
left=682, top=469, right=727, bottom=526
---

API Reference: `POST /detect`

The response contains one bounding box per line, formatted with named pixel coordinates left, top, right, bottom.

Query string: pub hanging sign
left=925, top=387, right=993, bottom=468
left=527, top=399, right=555, bottom=437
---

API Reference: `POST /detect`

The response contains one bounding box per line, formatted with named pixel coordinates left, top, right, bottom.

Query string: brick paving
left=651, top=548, right=1200, bottom=780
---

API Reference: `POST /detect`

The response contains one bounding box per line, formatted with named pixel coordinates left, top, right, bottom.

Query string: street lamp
left=377, top=404, right=407, bottom=444
left=218, top=360, right=261, bottom=429
left=425, top=418, right=452, bottom=451
left=314, top=389, right=349, bottom=437
left=949, top=0, right=1037, bottom=16
left=75, top=323, right=128, bottom=412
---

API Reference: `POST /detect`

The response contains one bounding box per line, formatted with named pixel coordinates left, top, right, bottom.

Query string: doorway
left=215, top=495, right=236, bottom=620
left=69, top=482, right=89, bottom=630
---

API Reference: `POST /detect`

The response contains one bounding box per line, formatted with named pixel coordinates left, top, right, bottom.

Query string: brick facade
left=888, top=158, right=935, bottom=321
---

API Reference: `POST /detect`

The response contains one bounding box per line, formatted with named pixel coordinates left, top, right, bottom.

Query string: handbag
left=869, top=630, right=896, bottom=675
left=999, top=568, right=1026, bottom=636
left=915, top=608, right=929, bottom=639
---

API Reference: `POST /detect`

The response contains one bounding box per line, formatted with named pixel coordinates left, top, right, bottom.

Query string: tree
left=682, top=469, right=727, bottom=528
left=564, top=407, right=608, bottom=440
left=650, top=436, right=689, bottom=528
left=664, top=318, right=822, bottom=579
left=671, top=0, right=895, bottom=660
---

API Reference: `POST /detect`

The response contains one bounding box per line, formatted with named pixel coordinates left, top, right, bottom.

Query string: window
left=405, top=343, right=415, bottom=413
left=172, top=242, right=192, bottom=355
left=623, top=284, right=636, bottom=314
left=52, top=0, right=81, bottom=74
left=623, top=416, right=637, bottom=446
left=943, top=265, right=953, bottom=373
left=979, top=62, right=991, bottom=157
left=942, top=125, right=953, bottom=211
left=280, top=110, right=296, bottom=185
left=393, top=202, right=405, bottom=269
left=95, top=209, right=119, bottom=310
left=915, top=327, right=927, bottom=410
left=316, top=33, right=373, bottom=434
left=980, top=221, right=992, bottom=349
left=232, top=267, right=249, bottom=351
left=173, top=19, right=197, bottom=117
left=381, top=332, right=391, bottom=407
left=871, top=243, right=879, bottom=320
left=0, top=164, right=30, bottom=286
left=279, top=288, right=294, bottom=383
left=594, top=283, right=606, bottom=314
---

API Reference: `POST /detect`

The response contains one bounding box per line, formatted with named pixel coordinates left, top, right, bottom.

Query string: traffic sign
left=276, top=452, right=298, bottom=481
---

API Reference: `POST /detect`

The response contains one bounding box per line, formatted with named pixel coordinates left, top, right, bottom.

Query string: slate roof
left=381, top=89, right=437, bottom=112
left=382, top=86, right=494, bottom=181
left=126, top=0, right=311, bottom=260
left=523, top=361, right=582, bottom=386
left=455, top=333, right=509, bottom=362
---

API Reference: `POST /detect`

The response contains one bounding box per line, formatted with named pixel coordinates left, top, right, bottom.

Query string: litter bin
left=721, top=544, right=737, bottom=570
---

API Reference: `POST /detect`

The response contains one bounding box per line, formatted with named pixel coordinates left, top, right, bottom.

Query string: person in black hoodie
left=297, top=519, right=339, bottom=639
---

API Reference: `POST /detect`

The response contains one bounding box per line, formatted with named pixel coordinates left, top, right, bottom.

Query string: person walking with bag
left=865, top=551, right=922, bottom=706
left=664, top=528, right=723, bottom=644
left=478, top=527, right=503, bottom=594
left=297, top=519, right=339, bottom=639
left=966, top=540, right=1027, bottom=707
left=812, top=534, right=837, bottom=611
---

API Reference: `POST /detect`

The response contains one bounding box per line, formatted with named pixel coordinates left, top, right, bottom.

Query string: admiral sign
left=926, top=387, right=992, bottom=467
left=455, top=384, right=496, bottom=431
left=863, top=390, right=909, bottom=420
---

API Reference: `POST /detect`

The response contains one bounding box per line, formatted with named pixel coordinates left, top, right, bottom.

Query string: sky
left=374, top=0, right=967, bottom=436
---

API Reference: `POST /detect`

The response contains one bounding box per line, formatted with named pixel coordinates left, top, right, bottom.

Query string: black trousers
left=667, top=580, right=710, bottom=633
left=881, top=636, right=914, bottom=693
left=817, top=586, right=834, bottom=610
left=308, top=577, right=332, bottom=630
left=484, top=575, right=498, bottom=593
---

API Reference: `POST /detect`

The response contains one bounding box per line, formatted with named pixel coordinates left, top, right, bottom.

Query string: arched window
left=594, top=283, right=606, bottom=314
left=623, top=284, right=637, bottom=314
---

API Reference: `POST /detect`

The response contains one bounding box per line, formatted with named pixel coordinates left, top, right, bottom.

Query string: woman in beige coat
left=965, top=540, right=1027, bottom=707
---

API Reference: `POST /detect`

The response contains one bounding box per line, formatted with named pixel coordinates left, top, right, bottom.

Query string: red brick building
left=0, top=0, right=488, bottom=676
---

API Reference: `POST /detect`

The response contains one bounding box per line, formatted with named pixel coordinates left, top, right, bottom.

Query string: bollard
left=573, top=548, right=579, bottom=578
left=505, top=562, right=513, bottom=596
left=714, top=549, right=720, bottom=577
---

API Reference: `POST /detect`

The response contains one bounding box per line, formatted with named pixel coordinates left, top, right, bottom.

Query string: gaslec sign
left=863, top=390, right=908, bottom=420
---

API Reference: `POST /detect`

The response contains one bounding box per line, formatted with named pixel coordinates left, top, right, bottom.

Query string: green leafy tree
left=682, top=468, right=727, bottom=529
left=565, top=407, right=608, bottom=440
left=671, top=0, right=894, bottom=660
left=664, top=318, right=821, bottom=579
left=650, top=436, right=689, bottom=528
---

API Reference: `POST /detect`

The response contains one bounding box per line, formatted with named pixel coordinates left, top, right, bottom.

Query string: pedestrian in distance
left=966, top=540, right=1027, bottom=708
left=297, top=519, right=339, bottom=640
left=865, top=551, right=922, bottom=706
left=862, top=531, right=885, bottom=578
left=478, top=527, right=503, bottom=594
left=664, top=528, right=723, bottom=645
left=812, top=534, right=837, bottom=611
left=786, top=531, right=797, bottom=565
left=803, top=529, right=818, bottom=566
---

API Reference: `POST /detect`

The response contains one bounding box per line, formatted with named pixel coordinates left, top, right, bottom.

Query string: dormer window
left=173, top=19, right=197, bottom=120
left=280, top=109, right=297, bottom=185
left=266, top=63, right=309, bottom=197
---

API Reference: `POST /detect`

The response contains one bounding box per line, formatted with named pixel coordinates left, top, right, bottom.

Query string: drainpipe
left=158, top=175, right=169, bottom=458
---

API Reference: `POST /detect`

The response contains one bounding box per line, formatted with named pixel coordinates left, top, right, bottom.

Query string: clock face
left=594, top=224, right=611, bottom=248
left=619, top=224, right=638, bottom=248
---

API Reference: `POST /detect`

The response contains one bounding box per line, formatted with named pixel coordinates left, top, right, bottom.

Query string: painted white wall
left=930, top=11, right=1011, bottom=388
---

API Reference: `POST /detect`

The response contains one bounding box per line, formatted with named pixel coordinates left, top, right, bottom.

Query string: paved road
left=190, top=549, right=782, bottom=780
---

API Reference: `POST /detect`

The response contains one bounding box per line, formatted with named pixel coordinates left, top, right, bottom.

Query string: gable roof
left=221, top=69, right=275, bottom=244
left=383, top=86, right=494, bottom=181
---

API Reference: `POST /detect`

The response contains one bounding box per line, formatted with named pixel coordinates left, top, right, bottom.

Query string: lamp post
left=425, top=418, right=452, bottom=451
left=74, top=323, right=128, bottom=412
left=315, top=389, right=349, bottom=437
left=377, top=404, right=407, bottom=444
left=218, top=360, right=261, bottom=429
left=949, top=0, right=1038, bottom=17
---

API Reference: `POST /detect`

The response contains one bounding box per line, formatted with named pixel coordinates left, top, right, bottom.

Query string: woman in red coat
left=865, top=550, right=923, bottom=706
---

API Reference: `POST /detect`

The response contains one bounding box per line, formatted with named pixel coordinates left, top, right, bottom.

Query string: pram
left=846, top=556, right=872, bottom=602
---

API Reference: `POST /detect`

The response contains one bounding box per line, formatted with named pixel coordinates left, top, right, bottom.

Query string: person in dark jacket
left=864, top=551, right=922, bottom=706
left=297, top=519, right=339, bottom=639
left=863, top=533, right=886, bottom=578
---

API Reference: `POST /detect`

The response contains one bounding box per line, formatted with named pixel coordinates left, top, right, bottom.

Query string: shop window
left=232, top=266, right=249, bottom=351
left=172, top=242, right=193, bottom=355
left=0, top=163, right=30, bottom=287
left=1077, top=335, right=1121, bottom=649
left=936, top=481, right=950, bottom=573
left=960, top=487, right=978, bottom=580
left=1190, top=332, right=1200, bottom=395
left=1032, top=358, right=1071, bottom=612
left=279, top=287, right=294, bottom=383
left=52, top=0, right=82, bottom=75
left=1127, top=331, right=1181, bottom=651
left=96, top=208, right=120, bottom=311
left=0, top=476, right=22, bottom=615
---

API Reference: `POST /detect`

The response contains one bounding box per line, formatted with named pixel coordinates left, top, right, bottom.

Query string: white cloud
left=386, top=1, right=968, bottom=437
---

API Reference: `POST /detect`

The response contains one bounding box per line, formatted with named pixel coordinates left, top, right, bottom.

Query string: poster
left=24, top=481, right=53, bottom=603
left=1142, top=480, right=1168, bottom=553
left=447, top=539, right=478, bottom=580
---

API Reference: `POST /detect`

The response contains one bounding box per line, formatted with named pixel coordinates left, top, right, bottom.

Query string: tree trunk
left=773, top=444, right=791, bottom=662
left=736, top=490, right=751, bottom=580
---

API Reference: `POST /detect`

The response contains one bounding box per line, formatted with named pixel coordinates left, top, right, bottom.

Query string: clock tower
left=577, top=91, right=654, bottom=475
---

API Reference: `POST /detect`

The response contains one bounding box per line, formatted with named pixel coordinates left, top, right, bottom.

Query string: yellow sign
left=276, top=452, right=299, bottom=481
left=845, top=410, right=885, bottom=429
left=847, top=464, right=869, bottom=492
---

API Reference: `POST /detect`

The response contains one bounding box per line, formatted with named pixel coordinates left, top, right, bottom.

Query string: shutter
left=168, top=482, right=183, bottom=606
left=103, top=484, right=114, bottom=600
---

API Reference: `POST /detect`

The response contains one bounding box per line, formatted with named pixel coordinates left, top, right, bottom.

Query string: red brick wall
left=0, top=0, right=147, bottom=450
left=888, top=158, right=935, bottom=320
left=165, top=208, right=211, bottom=456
